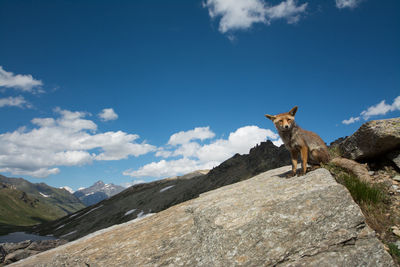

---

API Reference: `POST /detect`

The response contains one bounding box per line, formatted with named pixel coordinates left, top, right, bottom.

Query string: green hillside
left=0, top=175, right=85, bottom=234
left=0, top=184, right=64, bottom=225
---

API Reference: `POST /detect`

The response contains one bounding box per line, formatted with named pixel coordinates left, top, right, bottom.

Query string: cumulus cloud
left=168, top=126, right=215, bottom=145
left=0, top=66, right=43, bottom=93
left=124, top=125, right=279, bottom=178
left=98, top=108, right=118, bottom=121
left=360, top=96, right=400, bottom=119
left=335, top=0, right=362, bottom=9
left=0, top=167, right=60, bottom=178
left=0, top=108, right=156, bottom=177
left=195, top=126, right=278, bottom=162
left=121, top=179, right=146, bottom=188
left=203, top=0, right=307, bottom=34
left=0, top=96, right=31, bottom=108
left=264, top=0, right=308, bottom=24
left=342, top=96, right=400, bottom=124
left=342, top=116, right=360, bottom=125
left=123, top=158, right=217, bottom=179
left=272, top=138, right=284, bottom=147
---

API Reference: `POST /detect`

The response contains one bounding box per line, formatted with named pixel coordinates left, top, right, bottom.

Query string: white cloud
left=98, top=108, right=118, bottom=121
left=0, top=108, right=156, bottom=178
left=203, top=0, right=307, bottom=34
left=123, top=158, right=218, bottom=178
left=0, top=96, right=31, bottom=108
left=204, top=0, right=267, bottom=33
left=124, top=125, right=279, bottom=179
left=265, top=0, right=308, bottom=24
left=272, top=138, right=284, bottom=147
left=342, top=96, right=400, bottom=124
left=0, top=167, right=60, bottom=178
left=196, top=126, right=278, bottom=162
left=168, top=126, right=215, bottom=145
left=360, top=96, right=400, bottom=119
left=335, top=0, right=362, bottom=9
left=342, top=116, right=360, bottom=125
left=121, top=179, right=146, bottom=188
left=0, top=66, right=43, bottom=93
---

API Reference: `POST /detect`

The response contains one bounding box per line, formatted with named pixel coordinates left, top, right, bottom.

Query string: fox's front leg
left=289, top=150, right=299, bottom=177
left=300, top=146, right=308, bottom=175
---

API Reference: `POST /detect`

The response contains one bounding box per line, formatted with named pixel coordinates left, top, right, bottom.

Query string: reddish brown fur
left=265, top=106, right=330, bottom=177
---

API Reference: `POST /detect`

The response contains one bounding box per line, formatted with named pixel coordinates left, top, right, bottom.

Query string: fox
left=265, top=106, right=330, bottom=177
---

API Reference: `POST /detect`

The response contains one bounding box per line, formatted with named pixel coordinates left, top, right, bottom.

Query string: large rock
left=11, top=167, right=394, bottom=266
left=340, top=118, right=400, bottom=160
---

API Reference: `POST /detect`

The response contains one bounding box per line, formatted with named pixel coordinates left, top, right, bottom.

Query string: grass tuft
left=340, top=172, right=384, bottom=205
left=324, top=163, right=386, bottom=205
left=388, top=243, right=400, bottom=263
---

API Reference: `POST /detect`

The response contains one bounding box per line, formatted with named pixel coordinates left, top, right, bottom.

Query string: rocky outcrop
left=12, top=167, right=394, bottom=266
left=0, top=239, right=66, bottom=266
left=340, top=118, right=400, bottom=161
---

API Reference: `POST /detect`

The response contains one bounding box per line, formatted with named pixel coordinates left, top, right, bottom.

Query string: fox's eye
left=287, top=119, right=291, bottom=122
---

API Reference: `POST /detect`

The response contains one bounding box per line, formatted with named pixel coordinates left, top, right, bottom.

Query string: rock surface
left=12, top=167, right=394, bottom=267
left=340, top=118, right=400, bottom=161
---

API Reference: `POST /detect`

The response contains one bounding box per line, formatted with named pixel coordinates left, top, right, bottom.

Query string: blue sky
left=0, top=0, right=399, bottom=191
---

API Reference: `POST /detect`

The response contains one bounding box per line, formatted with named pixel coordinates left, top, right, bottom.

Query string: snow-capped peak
left=60, top=186, right=74, bottom=194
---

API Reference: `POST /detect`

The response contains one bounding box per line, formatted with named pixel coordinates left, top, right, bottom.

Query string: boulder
left=4, top=249, right=39, bottom=265
left=340, top=118, right=400, bottom=160
left=1, top=240, right=32, bottom=254
left=11, top=167, right=394, bottom=267
left=1, top=239, right=66, bottom=265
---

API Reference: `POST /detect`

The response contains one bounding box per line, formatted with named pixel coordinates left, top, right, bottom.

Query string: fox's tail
left=330, top=157, right=372, bottom=183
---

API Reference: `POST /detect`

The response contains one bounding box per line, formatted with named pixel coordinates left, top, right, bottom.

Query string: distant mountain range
left=73, top=181, right=125, bottom=206
left=34, top=141, right=290, bottom=241
left=0, top=175, right=85, bottom=233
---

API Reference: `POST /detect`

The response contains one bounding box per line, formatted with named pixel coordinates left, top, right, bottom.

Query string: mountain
left=34, top=140, right=290, bottom=241
left=59, top=186, right=74, bottom=194
left=13, top=167, right=395, bottom=266
left=73, top=181, right=125, bottom=206
left=0, top=176, right=85, bottom=232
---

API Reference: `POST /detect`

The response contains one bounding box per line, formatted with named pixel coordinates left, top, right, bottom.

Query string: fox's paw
left=286, top=171, right=296, bottom=178
left=298, top=170, right=307, bottom=176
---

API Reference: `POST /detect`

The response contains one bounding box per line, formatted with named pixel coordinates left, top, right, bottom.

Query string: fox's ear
left=289, top=106, right=298, bottom=116
left=265, top=114, right=276, bottom=121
